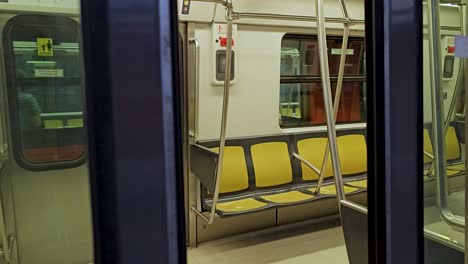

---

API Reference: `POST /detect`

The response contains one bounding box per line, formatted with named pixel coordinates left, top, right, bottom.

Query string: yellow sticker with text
left=37, top=38, right=53, bottom=56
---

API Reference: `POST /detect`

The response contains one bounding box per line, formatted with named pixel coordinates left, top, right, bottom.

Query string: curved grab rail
left=316, top=0, right=346, bottom=203
left=316, top=0, right=351, bottom=194
left=191, top=0, right=234, bottom=225
left=427, top=0, right=464, bottom=229
left=188, top=38, right=200, bottom=139
left=427, top=4, right=465, bottom=176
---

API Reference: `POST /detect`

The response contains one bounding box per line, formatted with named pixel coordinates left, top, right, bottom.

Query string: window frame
left=3, top=14, right=87, bottom=171
left=279, top=34, right=367, bottom=128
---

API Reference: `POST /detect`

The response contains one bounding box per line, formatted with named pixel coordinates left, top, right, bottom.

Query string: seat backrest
left=251, top=142, right=293, bottom=187
left=297, top=137, right=333, bottom=181
left=424, top=127, right=460, bottom=162
left=423, top=129, right=433, bottom=163
left=446, top=126, right=461, bottom=161
left=338, top=135, right=367, bottom=176
left=211, top=146, right=250, bottom=194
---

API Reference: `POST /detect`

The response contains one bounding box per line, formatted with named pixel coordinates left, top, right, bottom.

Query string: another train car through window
left=279, top=35, right=366, bottom=128
left=3, top=15, right=85, bottom=169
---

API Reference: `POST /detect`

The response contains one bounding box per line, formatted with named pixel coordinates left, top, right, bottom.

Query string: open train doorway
left=178, top=0, right=368, bottom=263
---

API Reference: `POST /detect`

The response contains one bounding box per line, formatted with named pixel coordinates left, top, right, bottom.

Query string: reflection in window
left=279, top=35, right=366, bottom=128
left=6, top=17, right=85, bottom=166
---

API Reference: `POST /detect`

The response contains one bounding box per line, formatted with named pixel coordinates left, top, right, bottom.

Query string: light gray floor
left=187, top=223, right=349, bottom=264
left=425, top=189, right=465, bottom=251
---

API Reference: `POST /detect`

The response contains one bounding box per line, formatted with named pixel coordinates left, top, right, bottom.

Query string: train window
left=3, top=15, right=85, bottom=169
left=279, top=35, right=366, bottom=128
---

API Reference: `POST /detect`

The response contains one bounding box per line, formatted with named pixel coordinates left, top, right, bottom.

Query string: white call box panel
left=212, top=23, right=238, bottom=85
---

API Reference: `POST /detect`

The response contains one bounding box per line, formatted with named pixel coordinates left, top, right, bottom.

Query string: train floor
left=187, top=219, right=349, bottom=264
left=424, top=189, right=465, bottom=252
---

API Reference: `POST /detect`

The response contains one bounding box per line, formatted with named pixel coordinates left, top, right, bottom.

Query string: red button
left=219, top=37, right=234, bottom=47
left=448, top=46, right=455, bottom=53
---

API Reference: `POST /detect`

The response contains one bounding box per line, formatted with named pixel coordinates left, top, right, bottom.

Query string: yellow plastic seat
left=347, top=179, right=367, bottom=188
left=424, top=129, right=433, bottom=164
left=297, top=138, right=333, bottom=181
left=209, top=146, right=268, bottom=213
left=309, top=185, right=359, bottom=195
left=424, top=126, right=461, bottom=163
left=297, top=135, right=367, bottom=180
left=447, top=170, right=462, bottom=177
left=251, top=142, right=293, bottom=187
left=261, top=191, right=314, bottom=204
left=446, top=126, right=461, bottom=161
left=425, top=169, right=461, bottom=177
left=424, top=169, right=429, bottom=176
left=337, top=135, right=367, bottom=176
left=216, top=198, right=268, bottom=213
left=211, top=146, right=250, bottom=193
left=447, top=163, right=465, bottom=172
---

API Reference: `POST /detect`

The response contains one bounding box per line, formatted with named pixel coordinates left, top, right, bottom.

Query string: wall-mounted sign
left=34, top=69, right=64, bottom=78
left=331, top=48, right=354, bottom=56
left=37, top=38, right=53, bottom=56
left=182, top=0, right=191, bottom=15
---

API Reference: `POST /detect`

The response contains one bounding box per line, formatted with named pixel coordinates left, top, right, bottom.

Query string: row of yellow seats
left=210, top=134, right=367, bottom=213
left=423, top=127, right=464, bottom=176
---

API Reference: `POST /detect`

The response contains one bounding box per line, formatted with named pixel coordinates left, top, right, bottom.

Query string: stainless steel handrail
left=0, top=196, right=11, bottom=263
left=188, top=38, right=200, bottom=139
left=190, top=0, right=365, bottom=26
left=338, top=0, right=349, bottom=20
left=424, top=151, right=435, bottom=161
left=233, top=12, right=364, bottom=26
left=0, top=162, right=11, bottom=263
left=316, top=0, right=345, bottom=203
left=293, top=153, right=321, bottom=175
left=427, top=0, right=464, bottom=228
left=427, top=5, right=465, bottom=176
left=341, top=200, right=368, bottom=215
left=316, top=0, right=351, bottom=193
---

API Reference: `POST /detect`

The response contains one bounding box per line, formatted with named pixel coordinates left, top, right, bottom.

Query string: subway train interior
left=0, top=0, right=457, bottom=263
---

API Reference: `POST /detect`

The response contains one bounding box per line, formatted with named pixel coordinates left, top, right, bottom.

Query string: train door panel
left=0, top=97, right=17, bottom=264
left=0, top=14, right=93, bottom=264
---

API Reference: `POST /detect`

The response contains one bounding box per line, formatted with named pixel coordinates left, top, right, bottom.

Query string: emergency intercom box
left=442, top=36, right=456, bottom=81
left=212, top=23, right=238, bottom=85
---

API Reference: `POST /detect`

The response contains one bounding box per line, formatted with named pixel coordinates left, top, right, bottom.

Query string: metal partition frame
left=367, top=0, right=423, bottom=262
left=80, top=0, right=186, bottom=263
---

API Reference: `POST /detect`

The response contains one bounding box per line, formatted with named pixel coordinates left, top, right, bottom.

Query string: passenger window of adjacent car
left=5, top=16, right=85, bottom=168
left=279, top=35, right=366, bottom=128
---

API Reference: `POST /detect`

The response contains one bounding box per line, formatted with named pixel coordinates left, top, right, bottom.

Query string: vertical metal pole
left=427, top=0, right=464, bottom=228
left=316, top=25, right=350, bottom=193
left=208, top=1, right=234, bottom=224
left=464, top=4, right=468, bottom=260
left=316, top=0, right=345, bottom=202
left=187, top=23, right=199, bottom=247
left=427, top=5, right=465, bottom=176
